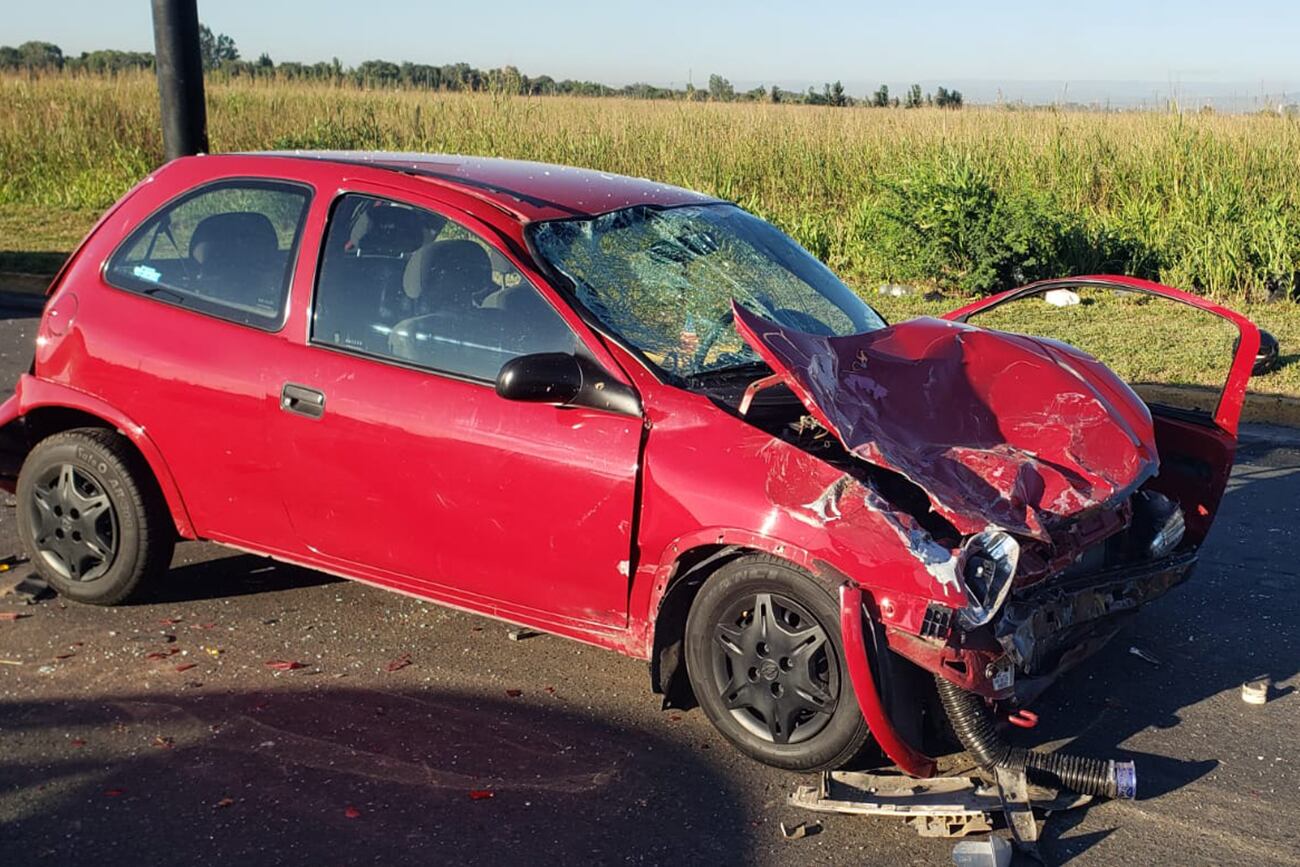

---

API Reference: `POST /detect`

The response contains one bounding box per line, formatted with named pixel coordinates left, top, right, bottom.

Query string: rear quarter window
left=105, top=179, right=311, bottom=329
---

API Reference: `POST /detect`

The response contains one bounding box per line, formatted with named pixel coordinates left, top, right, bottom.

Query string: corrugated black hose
left=934, top=676, right=1136, bottom=799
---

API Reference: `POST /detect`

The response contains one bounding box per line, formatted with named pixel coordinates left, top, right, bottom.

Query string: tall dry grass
left=3, top=72, right=1300, bottom=300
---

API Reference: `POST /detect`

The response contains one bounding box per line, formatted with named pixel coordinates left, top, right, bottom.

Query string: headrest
left=190, top=212, right=278, bottom=264
left=402, top=240, right=493, bottom=302
left=348, top=205, right=426, bottom=256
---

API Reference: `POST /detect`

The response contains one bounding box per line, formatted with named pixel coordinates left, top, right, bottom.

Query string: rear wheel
left=684, top=554, right=871, bottom=771
left=16, top=429, right=174, bottom=605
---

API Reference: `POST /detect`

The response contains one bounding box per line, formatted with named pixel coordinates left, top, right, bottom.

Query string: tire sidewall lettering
left=73, top=445, right=135, bottom=532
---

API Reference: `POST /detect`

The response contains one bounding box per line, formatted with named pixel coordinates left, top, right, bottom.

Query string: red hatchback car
left=0, top=153, right=1260, bottom=787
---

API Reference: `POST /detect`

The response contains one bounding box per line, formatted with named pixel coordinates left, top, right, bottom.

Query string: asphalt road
left=1, top=299, right=1298, bottom=866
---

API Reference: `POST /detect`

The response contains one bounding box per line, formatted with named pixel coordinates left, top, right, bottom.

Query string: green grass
left=0, top=203, right=99, bottom=274
left=5, top=73, right=1300, bottom=300
left=1, top=72, right=1298, bottom=397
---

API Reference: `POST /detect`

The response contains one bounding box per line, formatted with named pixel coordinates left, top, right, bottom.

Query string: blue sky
left=8, top=1, right=1298, bottom=99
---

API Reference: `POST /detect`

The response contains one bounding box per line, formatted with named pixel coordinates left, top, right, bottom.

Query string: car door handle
left=280, top=383, right=325, bottom=419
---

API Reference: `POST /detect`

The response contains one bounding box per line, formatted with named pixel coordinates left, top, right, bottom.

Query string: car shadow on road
left=0, top=685, right=751, bottom=865
left=133, top=548, right=341, bottom=604
left=1024, top=441, right=1300, bottom=862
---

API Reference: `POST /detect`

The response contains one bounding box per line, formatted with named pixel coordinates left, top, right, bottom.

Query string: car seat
left=189, top=212, right=283, bottom=312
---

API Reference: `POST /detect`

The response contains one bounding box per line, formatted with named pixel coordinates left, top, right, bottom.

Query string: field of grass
left=1, top=72, right=1298, bottom=397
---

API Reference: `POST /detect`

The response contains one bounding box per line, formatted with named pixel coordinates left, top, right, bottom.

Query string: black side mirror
left=496, top=353, right=641, bottom=416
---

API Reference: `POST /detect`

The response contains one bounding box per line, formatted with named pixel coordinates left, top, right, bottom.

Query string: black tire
left=16, top=428, right=174, bottom=605
left=684, top=554, right=871, bottom=771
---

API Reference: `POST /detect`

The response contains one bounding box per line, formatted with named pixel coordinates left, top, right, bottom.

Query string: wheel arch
left=5, top=377, right=196, bottom=538
left=647, top=541, right=842, bottom=709
left=645, top=540, right=937, bottom=773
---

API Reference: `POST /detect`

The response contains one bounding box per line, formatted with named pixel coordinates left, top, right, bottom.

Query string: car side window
left=105, top=180, right=310, bottom=329
left=312, top=194, right=579, bottom=381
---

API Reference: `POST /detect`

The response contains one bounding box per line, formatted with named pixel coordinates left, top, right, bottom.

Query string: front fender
left=840, top=582, right=937, bottom=777
left=6, top=375, right=196, bottom=537
left=631, top=391, right=973, bottom=656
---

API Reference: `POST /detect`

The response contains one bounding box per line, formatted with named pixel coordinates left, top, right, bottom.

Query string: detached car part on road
left=0, top=153, right=1261, bottom=789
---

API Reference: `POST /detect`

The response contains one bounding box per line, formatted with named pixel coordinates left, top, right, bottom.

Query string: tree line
left=1, top=30, right=962, bottom=108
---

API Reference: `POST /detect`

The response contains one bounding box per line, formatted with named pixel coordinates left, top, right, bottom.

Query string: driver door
left=273, top=191, right=643, bottom=630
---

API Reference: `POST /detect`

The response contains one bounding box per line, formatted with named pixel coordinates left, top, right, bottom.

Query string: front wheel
left=16, top=429, right=174, bottom=605
left=684, top=554, right=871, bottom=771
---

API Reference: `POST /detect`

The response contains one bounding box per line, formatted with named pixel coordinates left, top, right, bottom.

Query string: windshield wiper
left=685, top=360, right=771, bottom=386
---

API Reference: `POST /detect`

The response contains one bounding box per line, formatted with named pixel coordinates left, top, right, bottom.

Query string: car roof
left=244, top=150, right=721, bottom=222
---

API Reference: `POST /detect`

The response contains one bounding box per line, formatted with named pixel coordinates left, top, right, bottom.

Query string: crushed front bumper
left=840, top=551, right=1197, bottom=777
left=996, top=550, right=1197, bottom=704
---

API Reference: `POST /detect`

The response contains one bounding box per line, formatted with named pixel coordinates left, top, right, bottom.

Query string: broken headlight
left=956, top=530, right=1020, bottom=628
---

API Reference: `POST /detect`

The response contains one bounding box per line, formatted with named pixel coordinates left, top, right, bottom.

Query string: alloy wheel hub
left=28, top=463, right=119, bottom=582
left=710, top=591, right=839, bottom=745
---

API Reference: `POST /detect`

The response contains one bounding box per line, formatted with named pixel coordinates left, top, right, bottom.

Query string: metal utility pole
left=150, top=0, right=209, bottom=160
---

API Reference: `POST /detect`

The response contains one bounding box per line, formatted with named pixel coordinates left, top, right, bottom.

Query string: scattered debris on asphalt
left=18, top=576, right=53, bottom=601
left=265, top=660, right=306, bottom=671
left=951, top=835, right=1012, bottom=867
left=131, top=632, right=176, bottom=643
left=505, top=688, right=523, bottom=697
left=790, top=770, right=1090, bottom=842
left=0, top=611, right=28, bottom=621
left=506, top=626, right=542, bottom=641
left=1241, top=676, right=1271, bottom=705
left=384, top=653, right=412, bottom=672
left=344, top=805, right=361, bottom=819
left=468, top=789, right=495, bottom=801
left=0, top=561, right=52, bottom=604
left=1128, top=646, right=1163, bottom=667
left=780, top=820, right=821, bottom=840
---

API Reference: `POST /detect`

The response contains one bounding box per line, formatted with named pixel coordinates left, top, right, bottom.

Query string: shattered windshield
left=528, top=203, right=885, bottom=380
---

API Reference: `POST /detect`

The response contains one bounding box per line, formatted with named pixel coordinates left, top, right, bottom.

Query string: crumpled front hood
left=733, top=304, right=1159, bottom=541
